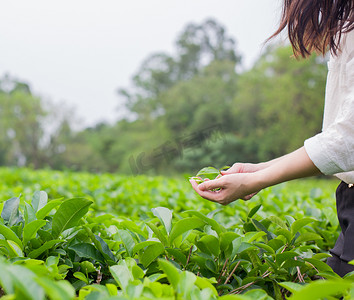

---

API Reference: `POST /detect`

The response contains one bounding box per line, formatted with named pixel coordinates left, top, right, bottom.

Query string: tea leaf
left=52, top=198, right=92, bottom=238
left=151, top=207, right=173, bottom=234
left=169, top=217, right=205, bottom=244
left=31, top=191, right=48, bottom=213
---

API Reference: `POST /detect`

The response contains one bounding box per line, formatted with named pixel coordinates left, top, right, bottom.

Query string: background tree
left=231, top=45, right=327, bottom=162
left=0, top=20, right=328, bottom=175
left=0, top=75, right=46, bottom=168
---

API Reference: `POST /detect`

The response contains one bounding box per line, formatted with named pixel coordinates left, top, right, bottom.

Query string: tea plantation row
left=0, top=167, right=352, bottom=300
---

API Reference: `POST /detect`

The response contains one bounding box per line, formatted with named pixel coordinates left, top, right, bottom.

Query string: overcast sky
left=0, top=0, right=282, bottom=127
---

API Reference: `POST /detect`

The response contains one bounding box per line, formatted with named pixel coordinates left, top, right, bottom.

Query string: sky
left=0, top=0, right=282, bottom=127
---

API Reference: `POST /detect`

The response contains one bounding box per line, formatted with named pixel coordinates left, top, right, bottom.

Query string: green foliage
left=0, top=167, right=350, bottom=299
left=231, top=45, right=327, bottom=162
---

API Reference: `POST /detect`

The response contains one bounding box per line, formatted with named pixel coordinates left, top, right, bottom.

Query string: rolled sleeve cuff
left=304, top=135, right=343, bottom=175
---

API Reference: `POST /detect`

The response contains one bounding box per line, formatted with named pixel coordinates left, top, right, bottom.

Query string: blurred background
left=0, top=0, right=327, bottom=175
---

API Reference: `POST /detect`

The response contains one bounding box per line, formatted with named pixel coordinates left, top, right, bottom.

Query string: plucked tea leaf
left=196, top=167, right=220, bottom=180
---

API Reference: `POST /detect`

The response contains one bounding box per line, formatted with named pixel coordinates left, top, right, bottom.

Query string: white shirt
left=304, top=29, right=354, bottom=184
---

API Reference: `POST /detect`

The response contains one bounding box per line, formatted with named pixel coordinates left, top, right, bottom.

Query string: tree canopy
left=0, top=19, right=328, bottom=175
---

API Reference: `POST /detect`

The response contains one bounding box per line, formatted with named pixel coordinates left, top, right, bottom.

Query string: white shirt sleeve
left=304, top=43, right=354, bottom=175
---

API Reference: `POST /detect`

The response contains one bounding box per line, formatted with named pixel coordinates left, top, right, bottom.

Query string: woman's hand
left=221, top=162, right=266, bottom=175
left=189, top=172, right=258, bottom=205
left=190, top=147, right=321, bottom=206
left=220, top=162, right=267, bottom=200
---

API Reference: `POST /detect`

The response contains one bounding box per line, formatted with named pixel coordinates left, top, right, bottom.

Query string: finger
left=199, top=178, right=225, bottom=191
left=242, top=192, right=258, bottom=201
left=189, top=179, right=224, bottom=202
left=220, top=163, right=242, bottom=175
left=189, top=179, right=200, bottom=192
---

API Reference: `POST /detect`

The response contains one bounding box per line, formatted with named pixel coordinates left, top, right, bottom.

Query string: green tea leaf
left=278, top=281, right=303, bottom=293
left=80, top=261, right=96, bottom=273
left=73, top=271, right=89, bottom=284
left=0, top=223, right=23, bottom=249
left=254, top=242, right=275, bottom=254
left=184, top=210, right=224, bottom=235
left=36, top=199, right=63, bottom=220
left=196, top=167, right=220, bottom=180
left=31, top=191, right=48, bottom=213
left=151, top=207, right=173, bottom=234
left=169, top=217, right=205, bottom=244
left=291, top=217, right=315, bottom=236
left=94, top=234, right=116, bottom=263
left=197, top=235, right=220, bottom=257
left=52, top=198, right=92, bottom=238
left=118, top=229, right=135, bottom=257
left=110, top=261, right=134, bottom=291
left=68, top=243, right=105, bottom=262
left=24, top=202, right=36, bottom=225
left=23, top=220, right=47, bottom=245
left=158, top=259, right=180, bottom=289
left=165, top=248, right=187, bottom=265
left=289, top=280, right=351, bottom=300
left=1, top=196, right=21, bottom=226
left=140, top=242, right=165, bottom=267
left=28, top=240, right=64, bottom=258
left=36, top=277, right=75, bottom=300
left=146, top=221, right=169, bottom=246
left=268, top=215, right=288, bottom=229
left=295, top=232, right=322, bottom=244
left=133, top=240, right=162, bottom=255
left=248, top=204, right=262, bottom=219
left=8, top=265, right=45, bottom=300
left=275, top=251, right=298, bottom=267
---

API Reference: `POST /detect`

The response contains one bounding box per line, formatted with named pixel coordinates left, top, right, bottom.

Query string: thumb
left=199, top=179, right=224, bottom=191
left=221, top=163, right=245, bottom=175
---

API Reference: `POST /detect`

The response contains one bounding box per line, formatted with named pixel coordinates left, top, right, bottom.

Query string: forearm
left=252, top=147, right=322, bottom=191
left=260, top=152, right=295, bottom=169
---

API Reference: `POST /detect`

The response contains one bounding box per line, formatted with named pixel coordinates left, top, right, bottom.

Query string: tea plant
left=0, top=167, right=351, bottom=299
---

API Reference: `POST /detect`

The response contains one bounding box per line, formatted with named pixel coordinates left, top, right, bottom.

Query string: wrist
left=244, top=171, right=268, bottom=195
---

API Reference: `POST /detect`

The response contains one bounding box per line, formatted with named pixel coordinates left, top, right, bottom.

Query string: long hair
left=269, top=0, right=354, bottom=57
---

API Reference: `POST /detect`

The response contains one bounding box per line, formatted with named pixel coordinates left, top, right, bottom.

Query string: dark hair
left=269, top=0, right=354, bottom=57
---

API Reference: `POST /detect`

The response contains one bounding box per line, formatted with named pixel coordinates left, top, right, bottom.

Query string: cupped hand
left=221, top=162, right=265, bottom=175
left=189, top=173, right=257, bottom=205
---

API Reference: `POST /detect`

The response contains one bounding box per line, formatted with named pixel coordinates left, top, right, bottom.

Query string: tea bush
left=0, top=167, right=352, bottom=299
